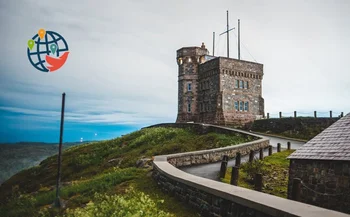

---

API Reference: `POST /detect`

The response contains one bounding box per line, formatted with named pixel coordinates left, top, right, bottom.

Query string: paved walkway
left=180, top=133, right=306, bottom=181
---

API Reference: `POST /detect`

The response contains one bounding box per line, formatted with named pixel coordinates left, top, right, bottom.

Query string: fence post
left=294, top=111, right=297, bottom=118
left=291, top=178, right=301, bottom=201
left=277, top=143, right=281, bottom=152
left=287, top=141, right=291, bottom=150
left=259, top=148, right=264, bottom=160
left=330, top=110, right=332, bottom=118
left=219, top=155, right=228, bottom=179
left=341, top=112, right=344, bottom=117
left=268, top=145, right=272, bottom=156
left=230, top=166, right=239, bottom=186
left=314, top=111, right=317, bottom=118
left=267, top=113, right=269, bottom=119
left=220, top=161, right=227, bottom=179
left=279, top=112, right=282, bottom=119
left=254, top=173, right=263, bottom=192
left=249, top=150, right=254, bottom=162
left=235, top=152, right=241, bottom=167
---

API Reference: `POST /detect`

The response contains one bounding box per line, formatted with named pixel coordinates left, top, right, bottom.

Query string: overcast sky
left=0, top=0, right=349, bottom=142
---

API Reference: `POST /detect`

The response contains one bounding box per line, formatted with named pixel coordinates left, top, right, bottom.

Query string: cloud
left=0, top=0, right=350, bottom=142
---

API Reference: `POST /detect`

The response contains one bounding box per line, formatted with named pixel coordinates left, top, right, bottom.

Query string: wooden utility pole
left=220, top=10, right=235, bottom=58
left=54, top=92, right=66, bottom=208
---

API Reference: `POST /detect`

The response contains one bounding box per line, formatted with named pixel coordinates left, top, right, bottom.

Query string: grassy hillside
left=222, top=150, right=294, bottom=198
left=0, top=127, right=255, bottom=217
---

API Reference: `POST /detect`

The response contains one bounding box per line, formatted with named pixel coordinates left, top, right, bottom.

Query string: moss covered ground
left=222, top=150, right=295, bottom=198
left=0, top=127, right=255, bottom=217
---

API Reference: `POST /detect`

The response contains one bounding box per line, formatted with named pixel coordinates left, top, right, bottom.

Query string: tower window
left=188, top=103, right=191, bottom=112
left=239, top=80, right=244, bottom=89
left=244, top=81, right=249, bottom=89
left=234, top=101, right=239, bottom=111
left=235, top=80, right=239, bottom=88
left=188, top=83, right=192, bottom=91
left=239, top=101, right=244, bottom=111
left=244, top=102, right=249, bottom=111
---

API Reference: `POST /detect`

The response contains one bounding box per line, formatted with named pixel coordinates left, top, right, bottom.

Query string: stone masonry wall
left=153, top=169, right=273, bottom=217
left=219, top=57, right=264, bottom=126
left=166, top=139, right=268, bottom=167
left=146, top=123, right=268, bottom=167
left=197, top=58, right=222, bottom=124
left=287, top=159, right=350, bottom=214
left=176, top=46, right=208, bottom=123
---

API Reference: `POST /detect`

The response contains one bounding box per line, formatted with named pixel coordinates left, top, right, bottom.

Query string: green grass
left=0, top=127, right=254, bottom=217
left=222, top=150, right=295, bottom=198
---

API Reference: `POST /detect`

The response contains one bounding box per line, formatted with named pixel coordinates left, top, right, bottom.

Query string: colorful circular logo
left=27, top=29, right=69, bottom=72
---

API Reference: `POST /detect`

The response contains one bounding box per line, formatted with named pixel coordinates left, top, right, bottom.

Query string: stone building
left=176, top=43, right=264, bottom=126
left=287, top=113, right=350, bottom=214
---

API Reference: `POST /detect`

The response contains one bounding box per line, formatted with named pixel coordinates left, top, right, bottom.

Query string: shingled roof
left=288, top=113, right=350, bottom=161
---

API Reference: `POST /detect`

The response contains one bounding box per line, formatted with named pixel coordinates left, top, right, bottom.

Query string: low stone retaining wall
left=151, top=123, right=349, bottom=217
left=146, top=123, right=268, bottom=167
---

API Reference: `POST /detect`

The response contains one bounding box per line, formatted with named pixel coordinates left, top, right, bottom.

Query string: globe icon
left=27, top=30, right=69, bottom=72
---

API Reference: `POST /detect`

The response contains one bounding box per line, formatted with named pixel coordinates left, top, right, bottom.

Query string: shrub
left=241, top=158, right=266, bottom=182
left=65, top=188, right=173, bottom=217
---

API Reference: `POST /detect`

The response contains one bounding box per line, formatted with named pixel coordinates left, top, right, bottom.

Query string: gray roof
left=288, top=113, right=350, bottom=161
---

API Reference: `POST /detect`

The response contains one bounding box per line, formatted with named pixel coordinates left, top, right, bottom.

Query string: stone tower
left=176, top=43, right=209, bottom=123
left=176, top=43, right=265, bottom=126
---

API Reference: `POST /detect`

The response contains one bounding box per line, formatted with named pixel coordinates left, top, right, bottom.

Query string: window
left=234, top=101, right=238, bottom=111
left=239, top=80, right=244, bottom=89
left=188, top=103, right=191, bottom=112
left=244, top=102, right=249, bottom=111
left=188, top=83, right=192, bottom=91
left=236, top=80, right=249, bottom=89
left=239, top=101, right=244, bottom=111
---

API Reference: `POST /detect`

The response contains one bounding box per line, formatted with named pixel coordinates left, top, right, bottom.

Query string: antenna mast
left=238, top=19, right=241, bottom=60
left=212, top=32, right=215, bottom=56
left=219, top=10, right=235, bottom=58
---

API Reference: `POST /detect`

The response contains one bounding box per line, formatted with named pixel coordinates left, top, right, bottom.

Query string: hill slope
left=0, top=127, right=255, bottom=217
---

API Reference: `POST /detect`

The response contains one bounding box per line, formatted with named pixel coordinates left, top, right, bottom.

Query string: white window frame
left=244, top=81, right=248, bottom=89
left=234, top=101, right=239, bottom=111
left=239, top=101, right=244, bottom=111
left=244, top=102, right=249, bottom=111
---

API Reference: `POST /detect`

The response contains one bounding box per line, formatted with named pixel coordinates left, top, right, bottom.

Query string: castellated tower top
left=176, top=43, right=209, bottom=66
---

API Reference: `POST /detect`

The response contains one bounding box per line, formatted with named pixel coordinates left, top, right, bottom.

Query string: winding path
left=180, top=133, right=306, bottom=180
